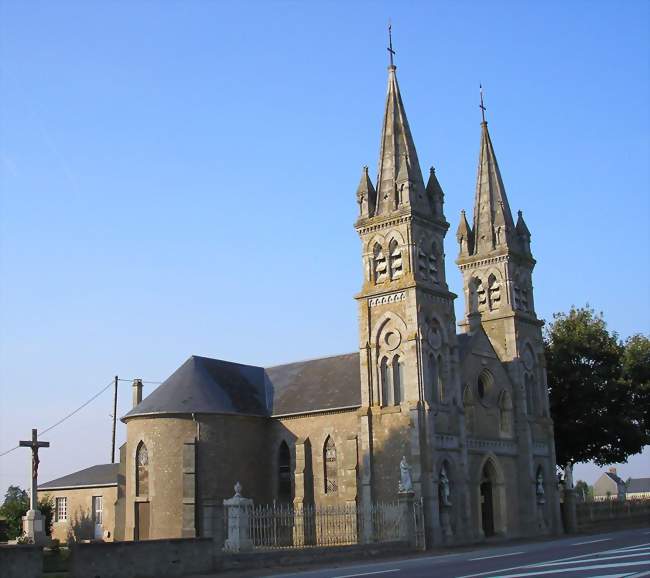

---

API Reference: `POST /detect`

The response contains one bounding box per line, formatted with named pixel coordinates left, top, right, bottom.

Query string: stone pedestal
left=223, top=483, right=253, bottom=553
left=440, top=504, right=453, bottom=538
left=398, top=491, right=416, bottom=547
left=563, top=488, right=577, bottom=534
left=22, top=509, right=49, bottom=545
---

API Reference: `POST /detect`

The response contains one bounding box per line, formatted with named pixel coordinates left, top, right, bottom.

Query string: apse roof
left=122, top=352, right=361, bottom=421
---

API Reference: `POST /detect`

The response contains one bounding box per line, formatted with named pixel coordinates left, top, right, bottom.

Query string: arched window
left=498, top=391, right=513, bottom=436
left=392, top=355, right=404, bottom=404
left=477, top=370, right=493, bottom=401
left=418, top=246, right=428, bottom=278
left=525, top=373, right=536, bottom=416
left=428, top=354, right=438, bottom=404
left=472, top=278, right=487, bottom=312
left=278, top=441, right=292, bottom=503
left=373, top=243, right=387, bottom=283
left=136, top=442, right=149, bottom=497
left=429, top=242, right=439, bottom=283
left=437, top=355, right=445, bottom=403
left=324, top=436, right=338, bottom=494
left=463, top=385, right=474, bottom=434
left=380, top=356, right=393, bottom=406
left=388, top=239, right=403, bottom=280
left=488, top=274, right=501, bottom=311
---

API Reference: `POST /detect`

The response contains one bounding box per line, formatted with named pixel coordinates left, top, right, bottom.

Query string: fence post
left=223, top=482, right=253, bottom=552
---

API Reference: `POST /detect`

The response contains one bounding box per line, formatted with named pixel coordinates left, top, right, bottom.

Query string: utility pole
left=111, top=375, right=118, bottom=463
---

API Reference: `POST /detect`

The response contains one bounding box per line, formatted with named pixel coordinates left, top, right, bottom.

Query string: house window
left=136, top=442, right=149, bottom=497
left=324, top=436, right=338, bottom=494
left=92, top=496, right=103, bottom=525
left=55, top=497, right=67, bottom=522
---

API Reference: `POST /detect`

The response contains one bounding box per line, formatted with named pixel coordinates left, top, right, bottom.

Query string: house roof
left=122, top=352, right=361, bottom=421
left=38, top=464, right=118, bottom=490
left=606, top=472, right=626, bottom=486
left=627, top=477, right=650, bottom=493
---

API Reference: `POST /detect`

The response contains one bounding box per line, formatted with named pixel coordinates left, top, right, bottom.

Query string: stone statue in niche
left=536, top=471, right=545, bottom=504
left=440, top=467, right=452, bottom=506
left=398, top=456, right=413, bottom=493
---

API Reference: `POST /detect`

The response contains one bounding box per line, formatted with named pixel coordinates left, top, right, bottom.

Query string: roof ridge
left=265, top=351, right=357, bottom=370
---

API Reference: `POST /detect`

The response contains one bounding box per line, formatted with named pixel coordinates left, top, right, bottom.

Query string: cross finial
left=387, top=20, right=396, bottom=67
left=479, top=84, right=487, bottom=123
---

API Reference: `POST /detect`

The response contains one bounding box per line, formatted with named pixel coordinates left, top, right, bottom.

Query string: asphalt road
left=259, top=527, right=650, bottom=578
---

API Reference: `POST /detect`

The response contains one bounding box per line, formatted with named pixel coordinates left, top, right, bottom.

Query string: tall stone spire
left=374, top=64, right=428, bottom=216
left=471, top=120, right=518, bottom=255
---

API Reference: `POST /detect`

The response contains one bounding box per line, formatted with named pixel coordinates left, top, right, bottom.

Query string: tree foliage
left=0, top=485, right=54, bottom=540
left=545, top=306, right=649, bottom=468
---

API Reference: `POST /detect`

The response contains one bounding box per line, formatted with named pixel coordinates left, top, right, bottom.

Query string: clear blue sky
left=1, top=1, right=648, bottom=491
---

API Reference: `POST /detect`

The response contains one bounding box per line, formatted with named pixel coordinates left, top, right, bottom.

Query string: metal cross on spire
left=479, top=84, right=487, bottom=123
left=387, top=21, right=396, bottom=66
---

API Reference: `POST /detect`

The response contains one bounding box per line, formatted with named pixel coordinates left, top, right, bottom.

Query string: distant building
left=626, top=478, right=650, bottom=500
left=593, top=467, right=627, bottom=501
left=38, top=464, right=118, bottom=543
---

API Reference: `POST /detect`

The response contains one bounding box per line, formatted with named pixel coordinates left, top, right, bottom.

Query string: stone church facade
left=47, top=60, right=563, bottom=547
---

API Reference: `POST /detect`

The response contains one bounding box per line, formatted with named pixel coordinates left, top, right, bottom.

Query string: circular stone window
left=477, top=370, right=493, bottom=401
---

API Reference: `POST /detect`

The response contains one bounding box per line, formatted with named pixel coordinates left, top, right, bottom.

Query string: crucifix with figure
left=19, top=428, right=50, bottom=542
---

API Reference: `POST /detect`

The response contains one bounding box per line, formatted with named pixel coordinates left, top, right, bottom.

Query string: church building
left=40, top=56, right=563, bottom=547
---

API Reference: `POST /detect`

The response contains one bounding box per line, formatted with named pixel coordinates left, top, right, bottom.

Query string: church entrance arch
left=478, top=456, right=506, bottom=538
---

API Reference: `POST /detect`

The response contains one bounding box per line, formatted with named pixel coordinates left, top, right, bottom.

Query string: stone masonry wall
left=38, top=486, right=117, bottom=543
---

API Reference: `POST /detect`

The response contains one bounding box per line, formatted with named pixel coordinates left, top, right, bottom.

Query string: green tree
left=574, top=479, right=593, bottom=502
left=0, top=486, right=54, bottom=540
left=0, top=486, right=28, bottom=540
left=545, top=306, right=649, bottom=471
left=621, top=334, right=650, bottom=439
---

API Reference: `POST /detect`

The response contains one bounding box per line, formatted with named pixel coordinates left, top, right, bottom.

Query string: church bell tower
left=354, top=39, right=462, bottom=509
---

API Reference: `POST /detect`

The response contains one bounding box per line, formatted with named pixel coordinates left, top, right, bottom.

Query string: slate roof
left=39, top=464, right=118, bottom=490
left=123, top=352, right=361, bottom=421
left=627, top=477, right=650, bottom=493
left=267, top=353, right=361, bottom=415
left=123, top=356, right=267, bottom=420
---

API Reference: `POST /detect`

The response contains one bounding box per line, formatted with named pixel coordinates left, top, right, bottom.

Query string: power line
left=117, top=378, right=161, bottom=384
left=0, top=379, right=115, bottom=458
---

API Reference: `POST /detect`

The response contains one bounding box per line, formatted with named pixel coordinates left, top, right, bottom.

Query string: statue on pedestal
left=398, top=456, right=413, bottom=493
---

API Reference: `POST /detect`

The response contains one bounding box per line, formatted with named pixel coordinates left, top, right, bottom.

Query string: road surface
left=258, top=527, right=650, bottom=578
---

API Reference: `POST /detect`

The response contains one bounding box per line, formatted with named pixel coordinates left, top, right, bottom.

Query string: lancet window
left=136, top=442, right=149, bottom=497
left=428, top=243, right=439, bottom=283
left=324, top=436, right=338, bottom=494
left=278, top=441, right=292, bottom=503
left=388, top=239, right=403, bottom=280
left=373, top=243, right=387, bottom=283
left=488, top=274, right=501, bottom=311
left=498, top=391, right=513, bottom=436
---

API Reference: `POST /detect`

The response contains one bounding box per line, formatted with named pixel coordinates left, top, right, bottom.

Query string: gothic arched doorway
left=480, top=460, right=498, bottom=537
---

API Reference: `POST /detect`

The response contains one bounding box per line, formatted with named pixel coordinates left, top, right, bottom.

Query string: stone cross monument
left=19, top=428, right=49, bottom=543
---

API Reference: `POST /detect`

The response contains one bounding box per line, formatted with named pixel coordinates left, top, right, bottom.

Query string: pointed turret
left=426, top=166, right=445, bottom=220
left=356, top=165, right=377, bottom=218
left=456, top=209, right=473, bottom=256
left=374, top=65, right=428, bottom=216
left=471, top=121, right=517, bottom=255
left=516, top=210, right=532, bottom=255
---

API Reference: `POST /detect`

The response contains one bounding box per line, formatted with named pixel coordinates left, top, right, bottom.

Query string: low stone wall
left=0, top=544, right=42, bottom=578
left=70, top=538, right=215, bottom=578
left=220, top=541, right=412, bottom=572
left=577, top=499, right=650, bottom=531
